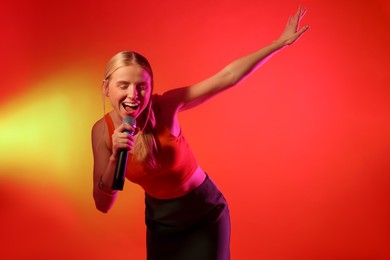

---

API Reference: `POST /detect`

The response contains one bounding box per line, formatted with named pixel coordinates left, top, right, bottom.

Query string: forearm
left=222, top=5, right=309, bottom=86
left=223, top=40, right=286, bottom=86
left=93, top=156, right=118, bottom=213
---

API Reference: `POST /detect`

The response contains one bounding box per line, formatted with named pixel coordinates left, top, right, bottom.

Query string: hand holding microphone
left=112, top=116, right=136, bottom=190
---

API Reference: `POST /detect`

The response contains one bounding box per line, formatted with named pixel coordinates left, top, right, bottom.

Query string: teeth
left=123, top=102, right=139, bottom=108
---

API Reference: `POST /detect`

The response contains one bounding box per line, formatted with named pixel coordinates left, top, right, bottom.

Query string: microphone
left=112, top=116, right=136, bottom=190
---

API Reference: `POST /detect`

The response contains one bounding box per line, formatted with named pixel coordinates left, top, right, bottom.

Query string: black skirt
left=145, top=175, right=231, bottom=260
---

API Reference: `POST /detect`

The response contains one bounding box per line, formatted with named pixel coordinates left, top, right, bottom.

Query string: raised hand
left=276, top=5, right=309, bottom=46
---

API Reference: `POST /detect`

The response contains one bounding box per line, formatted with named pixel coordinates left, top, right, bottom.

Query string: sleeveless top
left=104, top=95, right=199, bottom=198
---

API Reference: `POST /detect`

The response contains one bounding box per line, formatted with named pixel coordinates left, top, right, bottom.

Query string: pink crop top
left=104, top=96, right=199, bottom=198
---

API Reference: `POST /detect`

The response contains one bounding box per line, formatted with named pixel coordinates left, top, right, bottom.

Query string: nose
left=127, top=84, right=138, bottom=98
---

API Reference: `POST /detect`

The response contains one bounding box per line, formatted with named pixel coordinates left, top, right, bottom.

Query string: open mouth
left=122, top=102, right=140, bottom=112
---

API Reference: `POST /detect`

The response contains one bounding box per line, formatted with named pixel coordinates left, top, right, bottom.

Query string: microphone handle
left=112, top=127, right=134, bottom=190
left=112, top=116, right=136, bottom=190
left=112, top=149, right=128, bottom=190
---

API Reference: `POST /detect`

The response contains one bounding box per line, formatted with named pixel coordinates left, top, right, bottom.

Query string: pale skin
left=92, top=6, right=309, bottom=212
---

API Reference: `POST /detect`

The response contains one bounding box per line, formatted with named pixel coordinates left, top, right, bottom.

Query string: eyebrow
left=116, top=80, right=147, bottom=84
left=116, top=80, right=130, bottom=84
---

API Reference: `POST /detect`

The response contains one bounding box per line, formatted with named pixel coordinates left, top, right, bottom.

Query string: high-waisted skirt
left=145, top=175, right=230, bottom=260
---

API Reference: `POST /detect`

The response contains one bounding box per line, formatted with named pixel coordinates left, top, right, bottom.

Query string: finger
left=286, top=15, right=293, bottom=26
left=123, top=124, right=137, bottom=135
left=295, top=7, right=308, bottom=30
left=114, top=124, right=136, bottom=135
left=294, top=4, right=302, bottom=20
left=300, top=8, right=307, bottom=18
left=292, top=6, right=303, bottom=28
left=113, top=133, right=126, bottom=146
left=296, top=25, right=310, bottom=38
left=114, top=124, right=126, bottom=134
left=112, top=139, right=131, bottom=150
left=113, top=134, right=133, bottom=150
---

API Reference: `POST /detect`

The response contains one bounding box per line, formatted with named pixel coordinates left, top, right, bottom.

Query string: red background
left=1, top=0, right=389, bottom=259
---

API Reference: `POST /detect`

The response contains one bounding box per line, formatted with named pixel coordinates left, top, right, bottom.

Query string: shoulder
left=151, top=93, right=181, bottom=136
left=91, top=116, right=110, bottom=151
left=92, top=117, right=106, bottom=137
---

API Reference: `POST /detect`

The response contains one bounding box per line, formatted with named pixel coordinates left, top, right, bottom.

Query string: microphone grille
left=123, top=116, right=136, bottom=127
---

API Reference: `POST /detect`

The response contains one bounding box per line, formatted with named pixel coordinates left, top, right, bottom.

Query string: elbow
left=96, top=204, right=110, bottom=214
left=93, top=189, right=117, bottom=213
left=221, top=68, right=241, bottom=88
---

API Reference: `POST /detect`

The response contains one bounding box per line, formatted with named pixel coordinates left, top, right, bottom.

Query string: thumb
left=297, top=25, right=310, bottom=37
left=288, top=25, right=310, bottom=45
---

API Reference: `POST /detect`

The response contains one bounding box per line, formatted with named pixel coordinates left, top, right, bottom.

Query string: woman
left=92, top=6, right=309, bottom=260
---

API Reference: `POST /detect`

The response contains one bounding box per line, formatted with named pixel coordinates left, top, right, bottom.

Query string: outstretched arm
left=160, top=6, right=309, bottom=114
left=218, top=5, right=309, bottom=88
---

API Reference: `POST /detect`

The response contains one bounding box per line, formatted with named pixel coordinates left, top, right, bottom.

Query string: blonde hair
left=104, top=51, right=159, bottom=169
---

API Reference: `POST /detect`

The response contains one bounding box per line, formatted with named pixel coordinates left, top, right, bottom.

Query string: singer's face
left=105, top=65, right=152, bottom=120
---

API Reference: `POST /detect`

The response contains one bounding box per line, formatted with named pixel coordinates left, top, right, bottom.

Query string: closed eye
left=117, top=81, right=129, bottom=89
left=137, top=83, right=146, bottom=91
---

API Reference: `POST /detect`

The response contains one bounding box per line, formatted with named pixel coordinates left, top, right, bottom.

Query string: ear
left=102, top=80, right=109, bottom=97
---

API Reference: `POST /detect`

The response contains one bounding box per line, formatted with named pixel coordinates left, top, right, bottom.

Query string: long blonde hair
left=104, top=51, right=159, bottom=169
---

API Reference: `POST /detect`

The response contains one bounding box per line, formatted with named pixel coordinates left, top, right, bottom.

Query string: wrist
left=271, top=39, right=287, bottom=50
left=98, top=176, right=117, bottom=195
